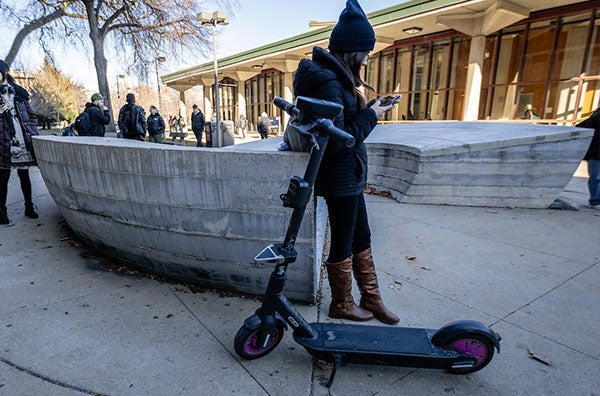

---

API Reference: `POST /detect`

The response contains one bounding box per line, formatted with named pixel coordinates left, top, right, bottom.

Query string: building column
left=237, top=80, right=246, bottom=118
left=282, top=72, right=294, bottom=128
left=462, top=35, right=486, bottom=121
left=179, top=91, right=187, bottom=126
left=203, top=86, right=213, bottom=121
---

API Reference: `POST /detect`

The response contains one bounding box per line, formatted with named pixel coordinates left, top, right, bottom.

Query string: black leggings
left=0, top=168, right=32, bottom=208
left=325, top=193, right=371, bottom=263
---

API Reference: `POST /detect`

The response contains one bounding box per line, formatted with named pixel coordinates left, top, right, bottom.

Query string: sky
left=0, top=0, right=405, bottom=91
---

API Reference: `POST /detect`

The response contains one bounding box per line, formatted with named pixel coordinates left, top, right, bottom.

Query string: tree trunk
left=4, top=8, right=66, bottom=66
left=86, top=2, right=115, bottom=132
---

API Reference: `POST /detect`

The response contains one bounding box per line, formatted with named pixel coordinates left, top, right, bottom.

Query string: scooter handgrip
left=316, top=119, right=355, bottom=148
left=274, top=97, right=299, bottom=117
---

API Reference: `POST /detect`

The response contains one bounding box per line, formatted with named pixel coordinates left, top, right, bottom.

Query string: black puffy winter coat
left=577, top=107, right=600, bottom=161
left=83, top=102, right=111, bottom=137
left=293, top=46, right=378, bottom=198
left=0, top=83, right=38, bottom=169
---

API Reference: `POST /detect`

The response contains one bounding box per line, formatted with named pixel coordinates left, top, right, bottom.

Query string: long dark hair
left=331, top=51, right=375, bottom=108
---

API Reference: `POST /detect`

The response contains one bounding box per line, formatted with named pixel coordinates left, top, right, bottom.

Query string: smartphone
left=380, top=94, right=402, bottom=106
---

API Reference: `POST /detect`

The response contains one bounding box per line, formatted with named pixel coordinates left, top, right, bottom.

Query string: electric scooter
left=234, top=96, right=501, bottom=388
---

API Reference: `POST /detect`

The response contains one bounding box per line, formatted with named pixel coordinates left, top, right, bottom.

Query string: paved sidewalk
left=1, top=166, right=599, bottom=395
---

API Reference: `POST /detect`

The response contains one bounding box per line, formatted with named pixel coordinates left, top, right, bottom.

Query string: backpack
left=74, top=110, right=91, bottom=135
left=123, top=106, right=138, bottom=135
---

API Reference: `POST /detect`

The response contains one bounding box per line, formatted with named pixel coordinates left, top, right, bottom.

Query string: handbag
left=283, top=117, right=312, bottom=152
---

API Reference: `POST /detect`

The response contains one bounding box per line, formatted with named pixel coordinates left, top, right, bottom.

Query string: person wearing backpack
left=118, top=93, right=147, bottom=141
left=147, top=105, right=165, bottom=144
left=79, top=93, right=110, bottom=136
left=0, top=59, right=39, bottom=224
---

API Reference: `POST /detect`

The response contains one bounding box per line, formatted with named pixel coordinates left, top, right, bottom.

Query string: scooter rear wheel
left=445, top=334, right=495, bottom=374
left=234, top=324, right=285, bottom=360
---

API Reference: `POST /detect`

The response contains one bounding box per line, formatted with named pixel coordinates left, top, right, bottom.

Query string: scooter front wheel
left=234, top=324, right=285, bottom=360
left=445, top=334, right=495, bottom=374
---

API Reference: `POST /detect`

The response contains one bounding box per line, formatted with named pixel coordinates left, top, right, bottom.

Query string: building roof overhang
left=162, top=0, right=586, bottom=91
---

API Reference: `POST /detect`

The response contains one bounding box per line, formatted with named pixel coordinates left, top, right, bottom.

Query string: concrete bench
left=169, top=131, right=188, bottom=146
left=366, top=122, right=593, bottom=208
left=33, top=136, right=324, bottom=302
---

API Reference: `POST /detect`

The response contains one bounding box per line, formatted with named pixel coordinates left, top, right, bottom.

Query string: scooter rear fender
left=431, top=320, right=501, bottom=352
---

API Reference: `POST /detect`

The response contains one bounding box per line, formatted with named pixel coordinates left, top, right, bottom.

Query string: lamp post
left=116, top=74, right=125, bottom=99
left=155, top=56, right=166, bottom=110
left=198, top=11, right=229, bottom=148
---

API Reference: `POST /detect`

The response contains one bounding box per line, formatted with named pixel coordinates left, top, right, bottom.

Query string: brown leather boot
left=353, top=248, right=399, bottom=325
left=326, top=256, right=373, bottom=321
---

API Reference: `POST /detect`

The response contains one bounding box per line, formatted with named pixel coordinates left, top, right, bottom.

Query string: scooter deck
left=294, top=322, right=460, bottom=368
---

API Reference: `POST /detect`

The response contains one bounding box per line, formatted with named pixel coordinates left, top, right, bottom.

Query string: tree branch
left=4, top=7, right=66, bottom=65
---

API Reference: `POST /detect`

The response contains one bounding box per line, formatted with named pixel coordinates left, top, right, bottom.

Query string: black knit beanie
left=329, top=0, right=375, bottom=53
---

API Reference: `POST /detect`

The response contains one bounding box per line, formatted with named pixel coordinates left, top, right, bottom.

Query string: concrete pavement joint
left=167, top=286, right=272, bottom=396
left=496, top=261, right=600, bottom=361
left=0, top=356, right=101, bottom=395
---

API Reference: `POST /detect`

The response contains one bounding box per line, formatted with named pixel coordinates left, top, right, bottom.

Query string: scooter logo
left=327, top=331, right=336, bottom=341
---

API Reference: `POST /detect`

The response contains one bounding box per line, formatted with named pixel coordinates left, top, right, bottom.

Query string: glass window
left=582, top=13, right=600, bottom=117
left=430, top=40, right=450, bottom=90
left=522, top=20, right=556, bottom=83
left=552, top=13, right=590, bottom=80
left=410, top=43, right=430, bottom=119
left=448, top=37, right=470, bottom=119
left=378, top=50, right=394, bottom=94
left=495, top=25, right=526, bottom=85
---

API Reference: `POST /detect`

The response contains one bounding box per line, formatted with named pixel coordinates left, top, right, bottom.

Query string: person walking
left=292, top=0, right=398, bottom=324
left=191, top=104, right=205, bottom=147
left=147, top=106, right=165, bottom=144
left=237, top=114, right=247, bottom=139
left=577, top=106, right=600, bottom=210
left=0, top=59, right=39, bottom=224
left=118, top=93, right=147, bottom=141
left=258, top=112, right=270, bottom=139
left=81, top=93, right=111, bottom=136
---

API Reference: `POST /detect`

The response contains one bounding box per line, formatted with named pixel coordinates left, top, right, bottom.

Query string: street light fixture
left=155, top=56, right=166, bottom=111
left=198, top=10, right=229, bottom=148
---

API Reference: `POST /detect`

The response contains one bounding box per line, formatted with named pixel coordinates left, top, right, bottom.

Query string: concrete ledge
left=33, top=136, right=323, bottom=302
left=366, top=122, right=593, bottom=208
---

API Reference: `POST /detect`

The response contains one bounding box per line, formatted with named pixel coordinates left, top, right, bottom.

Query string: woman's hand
left=369, top=100, right=394, bottom=118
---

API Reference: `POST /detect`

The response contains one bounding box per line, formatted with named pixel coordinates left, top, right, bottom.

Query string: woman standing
left=293, top=0, right=398, bottom=324
left=0, top=59, right=39, bottom=225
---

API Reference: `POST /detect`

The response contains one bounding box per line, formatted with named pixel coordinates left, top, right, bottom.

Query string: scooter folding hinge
left=255, top=244, right=285, bottom=265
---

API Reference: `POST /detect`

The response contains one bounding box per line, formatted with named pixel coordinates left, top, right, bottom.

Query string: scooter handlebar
left=315, top=118, right=355, bottom=148
left=273, top=97, right=299, bottom=118
left=273, top=97, right=355, bottom=148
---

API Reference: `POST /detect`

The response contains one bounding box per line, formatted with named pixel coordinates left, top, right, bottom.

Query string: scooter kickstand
left=324, top=354, right=342, bottom=388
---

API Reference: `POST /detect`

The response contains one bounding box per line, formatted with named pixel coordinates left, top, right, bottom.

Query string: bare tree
left=1, top=0, right=236, bottom=131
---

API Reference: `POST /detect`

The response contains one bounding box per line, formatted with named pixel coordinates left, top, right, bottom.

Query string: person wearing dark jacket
left=118, top=93, right=147, bottom=141
left=82, top=92, right=111, bottom=136
left=292, top=0, right=398, bottom=324
left=147, top=106, right=165, bottom=144
left=0, top=59, right=39, bottom=225
left=576, top=107, right=600, bottom=210
left=191, top=104, right=205, bottom=147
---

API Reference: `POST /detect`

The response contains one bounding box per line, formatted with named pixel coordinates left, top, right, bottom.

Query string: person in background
left=258, top=112, right=270, bottom=139
left=147, top=106, right=165, bottom=144
left=83, top=93, right=111, bottom=136
left=576, top=106, right=600, bottom=210
left=118, top=93, right=147, bottom=141
left=237, top=114, right=247, bottom=139
left=292, top=0, right=398, bottom=324
left=0, top=59, right=39, bottom=224
left=191, top=104, right=205, bottom=147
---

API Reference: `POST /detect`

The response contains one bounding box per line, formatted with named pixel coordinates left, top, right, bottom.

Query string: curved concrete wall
left=366, top=122, right=593, bottom=208
left=33, top=136, right=324, bottom=302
